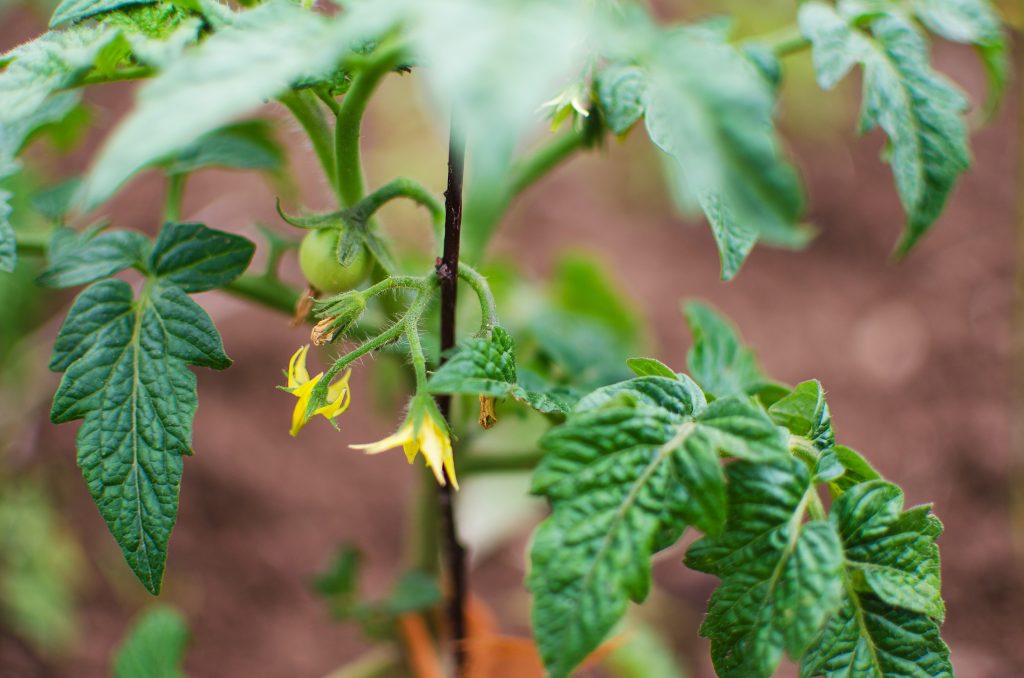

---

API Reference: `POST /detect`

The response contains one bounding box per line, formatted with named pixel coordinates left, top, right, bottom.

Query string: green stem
left=14, top=230, right=49, bottom=257
left=457, top=263, right=498, bottom=335
left=352, top=178, right=445, bottom=243
left=508, top=128, right=587, bottom=198
left=77, top=66, right=155, bottom=86
left=459, top=450, right=544, bottom=475
left=279, top=90, right=339, bottom=194
left=335, top=42, right=407, bottom=206
left=405, top=324, right=429, bottom=392
left=164, top=173, right=186, bottom=222
left=361, top=275, right=427, bottom=299
left=223, top=274, right=302, bottom=315
left=752, top=25, right=811, bottom=57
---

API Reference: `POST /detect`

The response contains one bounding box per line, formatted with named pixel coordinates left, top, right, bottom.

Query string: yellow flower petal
left=350, top=423, right=415, bottom=455
left=287, top=345, right=311, bottom=389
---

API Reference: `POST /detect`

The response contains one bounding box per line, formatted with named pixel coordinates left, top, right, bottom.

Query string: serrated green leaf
left=0, top=27, right=119, bottom=131
left=800, top=593, right=951, bottom=677
left=51, top=0, right=157, bottom=28
left=162, top=120, right=283, bottom=176
left=911, top=0, right=1007, bottom=114
left=426, top=326, right=575, bottom=415
left=644, top=28, right=807, bottom=279
left=683, top=301, right=775, bottom=400
left=49, top=279, right=232, bottom=593
left=595, top=63, right=645, bottom=135
left=626, top=357, right=677, bottom=379
left=149, top=222, right=254, bottom=293
left=113, top=606, right=188, bottom=678
left=799, top=4, right=970, bottom=256
left=686, top=457, right=844, bottom=678
left=801, top=481, right=950, bottom=677
left=831, top=481, right=944, bottom=620
left=529, top=375, right=788, bottom=677
left=820, top=445, right=883, bottom=494
left=82, top=1, right=397, bottom=208
left=769, top=380, right=835, bottom=451
left=37, top=226, right=150, bottom=288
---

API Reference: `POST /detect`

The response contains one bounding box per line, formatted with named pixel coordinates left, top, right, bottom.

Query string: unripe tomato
left=298, top=229, right=370, bottom=294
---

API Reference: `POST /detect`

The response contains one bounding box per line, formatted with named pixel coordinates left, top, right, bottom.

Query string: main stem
left=436, top=121, right=468, bottom=674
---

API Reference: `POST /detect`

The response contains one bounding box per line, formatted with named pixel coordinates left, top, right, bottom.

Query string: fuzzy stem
left=164, top=173, right=186, bottom=222
left=457, top=263, right=498, bottom=335
left=335, top=42, right=406, bottom=206
left=279, top=90, right=339, bottom=194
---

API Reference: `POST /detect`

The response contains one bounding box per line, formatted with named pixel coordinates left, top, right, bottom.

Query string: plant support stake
left=436, top=118, right=468, bottom=674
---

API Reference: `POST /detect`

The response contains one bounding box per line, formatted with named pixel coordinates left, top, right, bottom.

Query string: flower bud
left=311, top=291, right=366, bottom=346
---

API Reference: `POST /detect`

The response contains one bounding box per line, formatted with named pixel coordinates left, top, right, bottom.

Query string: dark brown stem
left=435, top=121, right=468, bottom=674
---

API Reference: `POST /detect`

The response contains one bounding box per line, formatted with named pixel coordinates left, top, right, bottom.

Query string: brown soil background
left=1, top=5, right=1022, bottom=678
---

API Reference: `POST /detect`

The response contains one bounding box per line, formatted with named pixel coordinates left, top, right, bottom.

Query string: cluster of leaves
left=430, top=302, right=950, bottom=677
left=0, top=0, right=1001, bottom=672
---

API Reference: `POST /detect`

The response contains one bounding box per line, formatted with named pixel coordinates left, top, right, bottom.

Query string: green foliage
left=113, top=606, right=189, bottom=678
left=799, top=3, right=970, bottom=256
left=50, top=0, right=158, bottom=28
left=48, top=222, right=253, bottom=593
left=82, top=0, right=395, bottom=208
left=427, top=326, right=576, bottom=415
left=684, top=301, right=778, bottom=401
left=312, top=545, right=442, bottom=640
left=529, top=303, right=949, bottom=677
left=160, top=120, right=283, bottom=176
left=801, top=481, right=950, bottom=677
left=0, top=193, right=12, bottom=272
left=643, top=27, right=808, bottom=279
left=912, top=0, right=1008, bottom=114
left=0, top=484, right=82, bottom=654
left=528, top=372, right=787, bottom=677
left=38, top=224, right=150, bottom=288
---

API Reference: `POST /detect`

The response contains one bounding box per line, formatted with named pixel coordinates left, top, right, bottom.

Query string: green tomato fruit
left=298, top=229, right=370, bottom=294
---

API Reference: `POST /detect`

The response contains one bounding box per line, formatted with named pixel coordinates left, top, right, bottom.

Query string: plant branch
left=751, top=25, right=811, bottom=57
left=335, top=42, right=406, bottom=206
left=352, top=178, right=445, bottom=245
left=457, top=263, right=497, bottom=336
left=508, top=128, right=588, bottom=198
left=279, top=90, right=339, bottom=194
left=223, top=274, right=302, bottom=315
left=459, top=450, right=544, bottom=475
left=435, top=115, right=469, bottom=675
left=164, top=173, right=186, bottom=222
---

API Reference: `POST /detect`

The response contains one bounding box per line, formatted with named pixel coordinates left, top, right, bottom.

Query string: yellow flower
left=281, top=345, right=352, bottom=437
left=351, top=396, right=458, bottom=489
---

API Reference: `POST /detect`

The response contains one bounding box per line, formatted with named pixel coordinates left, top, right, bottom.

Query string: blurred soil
left=1, top=8, right=1022, bottom=678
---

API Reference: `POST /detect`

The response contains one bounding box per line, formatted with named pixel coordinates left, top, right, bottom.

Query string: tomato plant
left=0, top=0, right=1011, bottom=675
